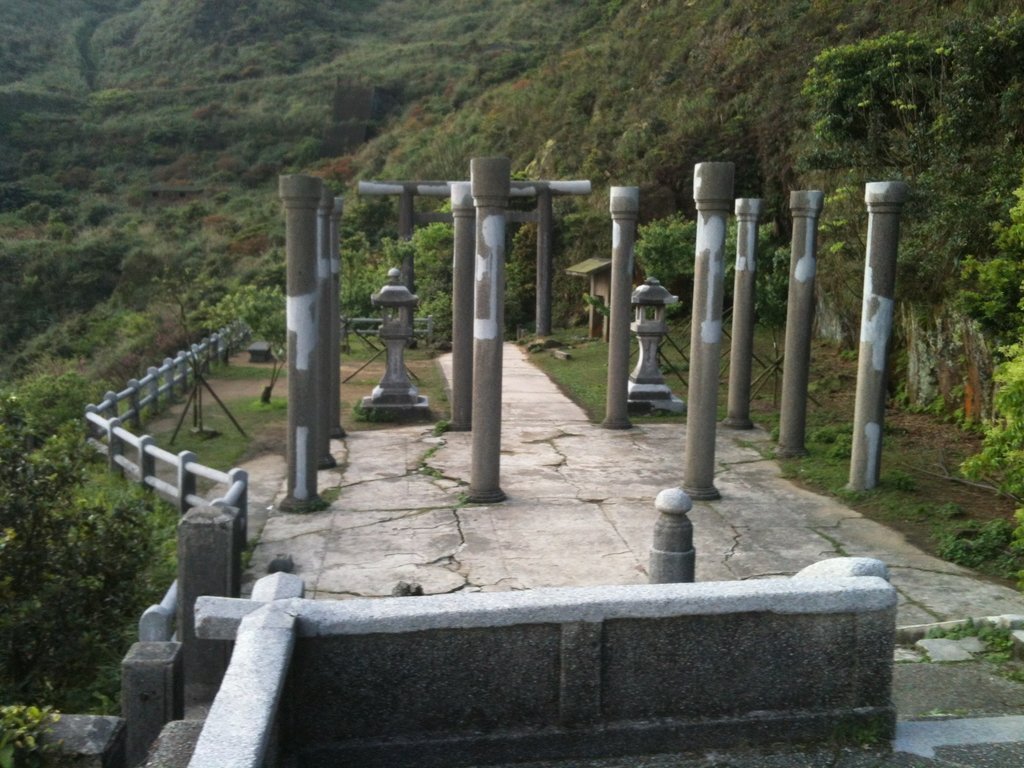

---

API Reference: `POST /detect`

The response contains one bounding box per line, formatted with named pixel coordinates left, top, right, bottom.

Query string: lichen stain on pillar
left=294, top=426, right=310, bottom=500
left=287, top=291, right=317, bottom=371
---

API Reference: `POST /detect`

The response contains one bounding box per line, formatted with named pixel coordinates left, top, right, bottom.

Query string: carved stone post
left=682, top=162, right=734, bottom=501
left=848, top=182, right=910, bottom=491
left=777, top=190, right=825, bottom=458
left=398, top=187, right=415, bottom=291
left=468, top=157, right=510, bottom=504
left=724, top=198, right=763, bottom=429
left=279, top=174, right=322, bottom=511
left=316, top=187, right=336, bottom=469
left=450, top=182, right=475, bottom=431
left=329, top=195, right=345, bottom=438
left=603, top=186, right=639, bottom=429
left=649, top=488, right=695, bottom=583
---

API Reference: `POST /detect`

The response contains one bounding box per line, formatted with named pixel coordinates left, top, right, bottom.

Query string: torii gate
left=357, top=178, right=591, bottom=336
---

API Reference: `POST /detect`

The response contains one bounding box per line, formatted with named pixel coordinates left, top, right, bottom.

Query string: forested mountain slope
left=3, top=0, right=1024, bottom=418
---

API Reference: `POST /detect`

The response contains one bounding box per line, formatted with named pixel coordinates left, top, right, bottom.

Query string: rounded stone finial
left=278, top=174, right=323, bottom=206
left=610, top=186, right=640, bottom=215
left=693, top=162, right=735, bottom=209
left=789, top=190, right=825, bottom=216
left=470, top=157, right=511, bottom=203
left=655, top=487, right=692, bottom=516
left=387, top=267, right=401, bottom=280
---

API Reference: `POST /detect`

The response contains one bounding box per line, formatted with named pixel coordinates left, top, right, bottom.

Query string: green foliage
left=0, top=705, right=58, bottom=768
left=804, top=14, right=1024, bottom=318
left=6, top=372, right=96, bottom=439
left=0, top=395, right=171, bottom=711
left=962, top=342, right=1024, bottom=586
left=408, top=223, right=454, bottom=341
left=958, top=169, right=1024, bottom=343
left=936, top=518, right=1020, bottom=574
left=634, top=214, right=696, bottom=298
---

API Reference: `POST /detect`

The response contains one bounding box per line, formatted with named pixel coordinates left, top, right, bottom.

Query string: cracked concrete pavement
left=241, top=343, right=1024, bottom=628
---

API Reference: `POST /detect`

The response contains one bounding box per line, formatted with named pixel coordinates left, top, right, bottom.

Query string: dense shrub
left=0, top=395, right=172, bottom=712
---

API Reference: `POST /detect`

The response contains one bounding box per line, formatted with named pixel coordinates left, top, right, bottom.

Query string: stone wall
left=270, top=573, right=896, bottom=767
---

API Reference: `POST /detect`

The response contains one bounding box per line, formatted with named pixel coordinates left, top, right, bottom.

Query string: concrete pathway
left=234, top=342, right=1024, bottom=766
left=243, top=343, right=1024, bottom=629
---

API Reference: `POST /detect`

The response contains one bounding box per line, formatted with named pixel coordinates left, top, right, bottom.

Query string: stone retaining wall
left=192, top=561, right=897, bottom=767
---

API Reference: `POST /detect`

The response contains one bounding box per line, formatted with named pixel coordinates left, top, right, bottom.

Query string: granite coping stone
left=197, top=573, right=895, bottom=640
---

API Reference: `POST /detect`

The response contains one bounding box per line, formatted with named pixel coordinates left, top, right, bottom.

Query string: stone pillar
left=603, top=186, right=639, bottom=430
left=536, top=186, right=554, bottom=337
left=398, top=188, right=415, bottom=292
left=848, top=182, right=910, bottom=491
left=121, top=641, right=183, bottom=767
left=329, top=195, right=346, bottom=438
left=177, top=505, right=241, bottom=706
left=468, top=157, right=510, bottom=504
left=279, top=174, right=322, bottom=511
left=777, top=190, right=825, bottom=458
left=450, top=182, right=475, bottom=431
left=316, top=187, right=336, bottom=469
left=682, top=162, right=734, bottom=501
left=649, top=488, right=695, bottom=583
left=724, top=198, right=764, bottom=429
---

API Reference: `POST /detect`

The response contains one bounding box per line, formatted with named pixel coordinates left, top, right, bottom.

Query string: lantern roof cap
left=631, top=277, right=678, bottom=306
left=372, top=268, right=418, bottom=308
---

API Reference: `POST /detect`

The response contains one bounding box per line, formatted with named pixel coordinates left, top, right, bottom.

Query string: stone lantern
left=628, top=277, right=685, bottom=414
left=361, top=268, right=430, bottom=418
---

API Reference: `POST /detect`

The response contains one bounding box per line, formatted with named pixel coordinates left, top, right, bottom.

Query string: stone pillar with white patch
left=316, top=187, right=337, bottom=469
left=682, top=162, right=734, bottom=501
left=777, top=190, right=825, bottom=458
left=279, top=174, right=323, bottom=511
left=329, top=195, right=346, bottom=439
left=724, top=198, right=763, bottom=429
left=468, top=157, right=510, bottom=504
left=848, top=181, right=910, bottom=491
left=603, top=186, right=639, bottom=430
left=450, top=182, right=475, bottom=431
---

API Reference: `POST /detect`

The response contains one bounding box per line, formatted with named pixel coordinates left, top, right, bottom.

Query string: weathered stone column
left=649, top=488, right=695, bottom=583
left=777, top=190, right=825, bottom=458
left=468, top=157, right=510, bottom=503
left=849, top=182, right=910, bottom=491
left=279, top=174, right=322, bottom=510
left=398, top=187, right=415, bottom=292
left=450, top=182, right=475, bottom=431
left=603, top=186, right=639, bottom=430
left=535, top=186, right=554, bottom=337
left=329, top=195, right=345, bottom=438
left=724, top=198, right=764, bottom=429
left=316, top=187, right=336, bottom=469
left=682, top=162, right=734, bottom=501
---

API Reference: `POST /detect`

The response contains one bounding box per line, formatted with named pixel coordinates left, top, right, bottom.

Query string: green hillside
left=3, top=0, right=1024, bottom=418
